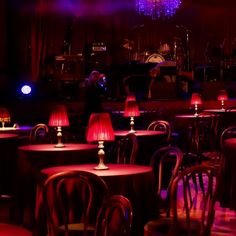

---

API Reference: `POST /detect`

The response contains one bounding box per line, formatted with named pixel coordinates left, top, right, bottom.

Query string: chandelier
left=136, top=0, right=182, bottom=19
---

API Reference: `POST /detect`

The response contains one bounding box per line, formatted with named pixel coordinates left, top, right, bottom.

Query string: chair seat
left=0, top=223, right=32, bottom=236
left=51, top=223, right=95, bottom=236
left=144, top=218, right=201, bottom=236
left=144, top=218, right=172, bottom=236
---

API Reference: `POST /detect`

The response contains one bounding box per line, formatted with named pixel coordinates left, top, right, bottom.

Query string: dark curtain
left=6, top=0, right=236, bottom=84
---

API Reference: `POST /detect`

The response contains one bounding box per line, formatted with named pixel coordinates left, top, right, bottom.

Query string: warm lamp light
left=49, top=105, right=69, bottom=148
left=217, top=90, right=228, bottom=110
left=86, top=113, right=114, bottom=170
left=124, top=100, right=140, bottom=132
left=0, top=108, right=10, bottom=128
left=191, top=93, right=202, bottom=116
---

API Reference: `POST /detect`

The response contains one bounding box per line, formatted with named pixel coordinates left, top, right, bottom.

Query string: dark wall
left=2, top=0, right=236, bottom=101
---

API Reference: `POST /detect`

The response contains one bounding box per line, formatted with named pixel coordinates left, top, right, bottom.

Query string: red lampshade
left=191, top=93, right=202, bottom=105
left=0, top=108, right=10, bottom=122
left=124, top=100, right=140, bottom=117
left=49, top=105, right=69, bottom=127
left=217, top=90, right=228, bottom=101
left=125, top=94, right=136, bottom=103
left=86, top=113, right=114, bottom=143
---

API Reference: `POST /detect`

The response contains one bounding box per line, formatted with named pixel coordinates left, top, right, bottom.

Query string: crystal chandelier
left=136, top=0, right=181, bottom=19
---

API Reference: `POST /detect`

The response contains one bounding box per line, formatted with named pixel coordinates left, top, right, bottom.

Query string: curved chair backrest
left=117, top=133, right=138, bottom=164
left=29, top=123, right=49, bottom=144
left=150, top=146, right=183, bottom=217
left=220, top=125, right=236, bottom=149
left=147, top=120, right=171, bottom=144
left=95, top=195, right=133, bottom=236
left=42, top=170, right=109, bottom=236
left=219, top=126, right=236, bottom=164
left=170, top=165, right=216, bottom=236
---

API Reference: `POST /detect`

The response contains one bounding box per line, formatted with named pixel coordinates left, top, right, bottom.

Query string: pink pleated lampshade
left=191, top=93, right=202, bottom=105
left=124, top=100, right=140, bottom=117
left=125, top=94, right=136, bottom=103
left=49, top=105, right=69, bottom=127
left=217, top=90, right=228, bottom=101
left=86, top=113, right=114, bottom=142
left=0, top=108, right=10, bottom=122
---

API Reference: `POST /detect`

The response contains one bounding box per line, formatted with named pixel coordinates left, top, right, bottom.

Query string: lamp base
left=94, top=164, right=109, bottom=170
left=129, top=129, right=136, bottom=133
left=55, top=143, right=65, bottom=148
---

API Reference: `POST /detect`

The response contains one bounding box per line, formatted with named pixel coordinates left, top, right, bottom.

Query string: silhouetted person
left=83, top=70, right=103, bottom=127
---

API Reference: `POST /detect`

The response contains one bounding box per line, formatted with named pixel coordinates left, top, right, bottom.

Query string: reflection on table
left=204, top=109, right=227, bottom=113
left=218, top=138, right=236, bottom=210
left=17, top=143, right=98, bottom=226
left=114, top=130, right=166, bottom=165
left=36, top=164, right=154, bottom=236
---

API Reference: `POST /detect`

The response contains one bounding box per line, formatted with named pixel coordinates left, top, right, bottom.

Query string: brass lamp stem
left=130, top=116, right=135, bottom=132
left=94, top=141, right=109, bottom=170
left=221, top=100, right=225, bottom=110
left=55, top=126, right=64, bottom=148
left=194, top=104, right=198, bottom=116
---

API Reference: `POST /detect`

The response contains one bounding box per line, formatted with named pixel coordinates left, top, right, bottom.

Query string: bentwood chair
left=147, top=120, right=172, bottom=145
left=149, top=146, right=183, bottom=218
left=202, top=125, right=236, bottom=174
left=95, top=195, right=133, bottom=236
left=41, top=170, right=109, bottom=236
left=29, top=123, right=50, bottom=144
left=107, top=133, right=138, bottom=164
left=144, top=165, right=217, bottom=236
left=116, top=133, right=138, bottom=164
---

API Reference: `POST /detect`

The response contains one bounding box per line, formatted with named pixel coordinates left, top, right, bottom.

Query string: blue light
left=21, top=85, right=32, bottom=95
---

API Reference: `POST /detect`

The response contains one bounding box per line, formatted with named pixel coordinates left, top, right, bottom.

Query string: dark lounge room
left=0, top=0, right=236, bottom=235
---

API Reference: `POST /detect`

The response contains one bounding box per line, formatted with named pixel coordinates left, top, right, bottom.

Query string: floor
left=1, top=172, right=236, bottom=236
left=175, top=172, right=236, bottom=236
left=211, top=203, right=236, bottom=236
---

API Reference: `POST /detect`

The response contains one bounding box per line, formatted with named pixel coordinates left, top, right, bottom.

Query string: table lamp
left=0, top=108, right=10, bottom=128
left=124, top=100, right=140, bottom=132
left=49, top=105, right=69, bottom=148
left=191, top=93, right=202, bottom=116
left=86, top=113, right=114, bottom=170
left=217, top=89, right=228, bottom=110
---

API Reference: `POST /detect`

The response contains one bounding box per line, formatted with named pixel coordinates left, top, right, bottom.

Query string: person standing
left=83, top=70, right=103, bottom=127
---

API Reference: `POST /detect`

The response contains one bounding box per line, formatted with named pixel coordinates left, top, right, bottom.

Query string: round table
left=114, top=130, right=166, bottom=165
left=0, top=126, right=32, bottom=135
left=174, top=113, right=214, bottom=154
left=17, top=143, right=98, bottom=227
left=204, top=109, right=227, bottom=113
left=204, top=107, right=236, bottom=129
left=18, top=143, right=98, bottom=172
left=0, top=126, right=33, bottom=145
left=218, top=138, right=236, bottom=210
left=36, top=164, right=154, bottom=236
left=114, top=130, right=164, bottom=137
left=0, top=133, right=18, bottom=140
